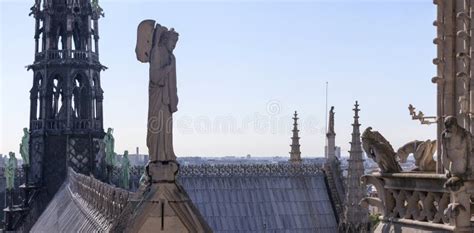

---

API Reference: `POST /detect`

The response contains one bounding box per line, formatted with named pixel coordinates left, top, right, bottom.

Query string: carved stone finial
left=408, top=104, right=437, bottom=125
left=343, top=101, right=369, bottom=231
left=289, top=111, right=302, bottom=163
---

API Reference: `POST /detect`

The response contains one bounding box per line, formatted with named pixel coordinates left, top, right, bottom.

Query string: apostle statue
left=121, top=150, right=131, bottom=190
left=103, top=127, right=116, bottom=166
left=19, top=127, right=30, bottom=166
left=5, top=152, right=18, bottom=191
left=136, top=20, right=179, bottom=162
left=91, top=0, right=104, bottom=17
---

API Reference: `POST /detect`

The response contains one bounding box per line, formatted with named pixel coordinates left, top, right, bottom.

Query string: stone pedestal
left=148, top=162, right=179, bottom=183
left=117, top=161, right=212, bottom=233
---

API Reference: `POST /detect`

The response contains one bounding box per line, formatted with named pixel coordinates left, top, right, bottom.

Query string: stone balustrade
left=34, top=50, right=99, bottom=63
left=361, top=172, right=455, bottom=231
left=68, top=168, right=130, bottom=222
left=31, top=119, right=102, bottom=131
left=178, top=163, right=324, bottom=177
left=108, top=163, right=325, bottom=192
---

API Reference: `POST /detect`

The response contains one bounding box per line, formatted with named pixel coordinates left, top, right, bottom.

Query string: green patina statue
left=19, top=127, right=30, bottom=166
left=91, top=0, right=104, bottom=17
left=104, top=128, right=116, bottom=166
left=5, top=152, right=18, bottom=191
left=121, top=150, right=131, bottom=190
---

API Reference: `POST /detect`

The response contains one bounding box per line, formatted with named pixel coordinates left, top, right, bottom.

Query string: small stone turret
left=342, top=101, right=369, bottom=232
left=289, top=111, right=302, bottom=163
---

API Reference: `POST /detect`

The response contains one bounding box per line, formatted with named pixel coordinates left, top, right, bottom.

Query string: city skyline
left=1, top=1, right=436, bottom=157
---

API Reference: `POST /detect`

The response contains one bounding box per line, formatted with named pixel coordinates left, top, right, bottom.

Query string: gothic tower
left=27, top=0, right=106, bottom=202
left=342, top=101, right=369, bottom=232
left=289, top=111, right=302, bottom=163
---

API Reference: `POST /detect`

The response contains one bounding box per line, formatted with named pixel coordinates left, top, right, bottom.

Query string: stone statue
left=91, top=0, right=104, bottom=17
left=396, top=140, right=437, bottom=172
left=121, top=21, right=211, bottom=233
left=361, top=127, right=402, bottom=173
left=121, top=150, right=130, bottom=190
left=29, top=0, right=40, bottom=16
left=328, top=106, right=335, bottom=133
left=19, top=127, right=30, bottom=166
left=104, top=128, right=116, bottom=166
left=136, top=20, right=179, bottom=162
left=441, top=116, right=473, bottom=189
left=139, top=163, right=150, bottom=187
left=5, top=152, right=18, bottom=190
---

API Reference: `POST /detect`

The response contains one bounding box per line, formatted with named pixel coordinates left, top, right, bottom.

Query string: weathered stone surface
left=136, top=19, right=179, bottom=163
left=397, top=140, right=437, bottom=172
left=341, top=101, right=369, bottom=232
left=119, top=20, right=211, bottom=233
left=326, top=106, right=337, bottom=161
left=362, top=127, right=402, bottom=173
left=441, top=116, right=472, bottom=180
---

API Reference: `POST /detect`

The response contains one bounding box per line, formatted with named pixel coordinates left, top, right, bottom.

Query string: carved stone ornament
left=362, top=127, right=402, bottom=173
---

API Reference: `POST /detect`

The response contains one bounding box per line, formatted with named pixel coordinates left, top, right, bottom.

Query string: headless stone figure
left=136, top=20, right=178, bottom=163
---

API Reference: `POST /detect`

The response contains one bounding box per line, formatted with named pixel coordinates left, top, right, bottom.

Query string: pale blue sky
left=1, top=0, right=436, bottom=157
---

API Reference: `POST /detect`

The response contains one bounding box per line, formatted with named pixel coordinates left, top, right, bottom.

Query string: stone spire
left=343, top=101, right=369, bottom=232
left=326, top=106, right=336, bottom=160
left=289, top=111, right=302, bottom=163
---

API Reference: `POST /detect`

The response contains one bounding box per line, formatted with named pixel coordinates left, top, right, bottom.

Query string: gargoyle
left=442, top=116, right=473, bottom=190
left=396, top=140, right=437, bottom=172
left=362, top=127, right=402, bottom=173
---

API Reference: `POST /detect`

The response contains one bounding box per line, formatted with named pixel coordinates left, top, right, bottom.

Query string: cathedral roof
left=178, top=163, right=338, bottom=233
left=30, top=183, right=111, bottom=232
left=30, top=169, right=130, bottom=232
left=30, top=164, right=338, bottom=233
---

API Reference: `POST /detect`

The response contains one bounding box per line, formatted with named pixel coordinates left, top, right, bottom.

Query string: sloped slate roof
left=30, top=183, right=109, bottom=233
left=31, top=169, right=130, bottom=233
left=177, top=164, right=338, bottom=233
left=30, top=164, right=338, bottom=233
